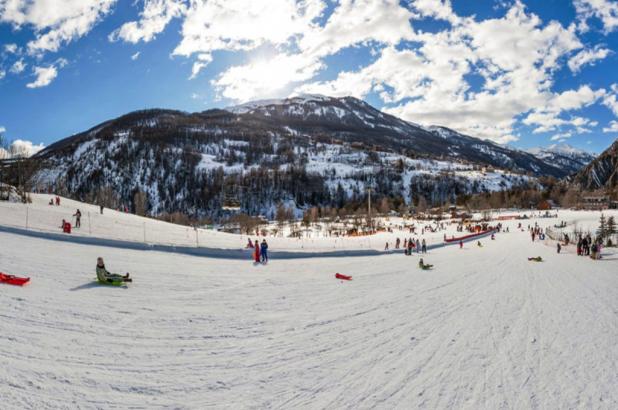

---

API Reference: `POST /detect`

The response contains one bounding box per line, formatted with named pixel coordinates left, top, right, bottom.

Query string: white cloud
left=4, top=43, right=19, bottom=54
left=303, top=1, right=587, bottom=143
left=10, top=59, right=26, bottom=74
left=7, top=139, right=45, bottom=157
left=173, top=0, right=325, bottom=58
left=0, top=0, right=116, bottom=54
left=602, top=86, right=618, bottom=116
left=0, top=126, right=5, bottom=134
left=603, top=120, right=618, bottom=133
left=550, top=132, right=573, bottom=141
left=213, top=53, right=323, bottom=100
left=0, top=70, right=5, bottom=80
left=189, top=53, right=213, bottom=80
left=575, top=0, right=618, bottom=33
left=568, top=46, right=611, bottom=72
left=110, top=0, right=185, bottom=43
left=26, top=65, right=58, bottom=88
left=208, top=0, right=415, bottom=101
left=131, top=51, right=141, bottom=61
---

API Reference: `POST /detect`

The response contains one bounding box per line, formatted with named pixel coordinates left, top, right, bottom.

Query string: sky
left=1, top=0, right=618, bottom=156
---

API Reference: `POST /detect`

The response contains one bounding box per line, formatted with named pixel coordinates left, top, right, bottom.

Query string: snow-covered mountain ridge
left=526, top=144, right=596, bottom=176
left=31, top=96, right=586, bottom=217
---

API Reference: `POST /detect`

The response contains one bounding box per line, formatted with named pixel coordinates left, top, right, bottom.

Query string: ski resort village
left=2, top=1, right=618, bottom=409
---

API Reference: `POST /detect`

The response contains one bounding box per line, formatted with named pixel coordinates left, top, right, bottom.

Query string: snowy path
left=1, top=227, right=617, bottom=409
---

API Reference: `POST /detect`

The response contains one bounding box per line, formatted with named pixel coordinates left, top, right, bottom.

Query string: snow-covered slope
left=1, top=208, right=617, bottom=408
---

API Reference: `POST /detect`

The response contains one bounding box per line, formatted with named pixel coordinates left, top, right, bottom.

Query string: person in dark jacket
left=260, top=239, right=269, bottom=262
left=73, top=209, right=82, bottom=228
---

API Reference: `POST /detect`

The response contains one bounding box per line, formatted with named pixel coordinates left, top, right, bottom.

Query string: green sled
left=97, top=278, right=126, bottom=286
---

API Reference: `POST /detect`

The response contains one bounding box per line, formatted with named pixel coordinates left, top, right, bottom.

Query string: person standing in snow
left=100, top=205, right=104, bottom=214
left=260, top=239, right=269, bottom=262
left=385, top=242, right=389, bottom=251
left=73, top=209, right=82, bottom=228
left=459, top=240, right=463, bottom=249
left=415, top=239, right=421, bottom=253
left=253, top=240, right=260, bottom=263
left=96, top=257, right=131, bottom=283
left=421, top=239, right=427, bottom=253
left=557, top=243, right=561, bottom=253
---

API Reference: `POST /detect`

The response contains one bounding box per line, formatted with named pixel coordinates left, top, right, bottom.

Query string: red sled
left=0, top=272, right=31, bottom=286
left=335, top=273, right=352, bottom=281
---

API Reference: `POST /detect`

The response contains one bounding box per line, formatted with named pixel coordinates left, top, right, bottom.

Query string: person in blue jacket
left=260, top=239, right=269, bottom=262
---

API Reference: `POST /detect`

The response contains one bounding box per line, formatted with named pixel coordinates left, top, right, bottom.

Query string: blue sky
left=1, top=0, right=617, bottom=155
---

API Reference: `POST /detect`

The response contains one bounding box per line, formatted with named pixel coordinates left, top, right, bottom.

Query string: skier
left=55, top=196, right=60, bottom=206
left=253, top=240, right=260, bottom=263
left=421, top=239, right=427, bottom=253
left=416, top=239, right=421, bottom=253
left=459, top=240, right=463, bottom=249
left=384, top=242, right=389, bottom=251
left=73, top=209, right=82, bottom=228
left=395, top=237, right=400, bottom=249
left=557, top=243, right=561, bottom=254
left=96, top=257, right=131, bottom=283
left=260, top=239, right=269, bottom=263
left=100, top=205, right=104, bottom=214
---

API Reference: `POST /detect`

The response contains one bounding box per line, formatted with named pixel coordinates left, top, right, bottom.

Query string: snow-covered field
left=1, top=194, right=614, bottom=255
left=1, top=197, right=617, bottom=408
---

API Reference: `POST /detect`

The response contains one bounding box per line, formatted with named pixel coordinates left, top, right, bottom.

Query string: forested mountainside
left=33, top=95, right=579, bottom=218
left=573, top=139, right=618, bottom=190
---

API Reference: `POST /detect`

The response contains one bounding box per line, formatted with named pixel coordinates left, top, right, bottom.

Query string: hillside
left=573, top=139, right=618, bottom=190
left=32, top=95, right=574, bottom=218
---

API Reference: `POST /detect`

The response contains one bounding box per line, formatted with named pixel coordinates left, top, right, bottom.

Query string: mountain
left=527, top=144, right=595, bottom=176
left=572, top=139, right=618, bottom=190
left=221, top=95, right=567, bottom=177
left=32, top=95, right=571, bottom=217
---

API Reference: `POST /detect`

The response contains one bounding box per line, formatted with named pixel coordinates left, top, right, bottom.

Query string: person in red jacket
left=253, top=240, right=260, bottom=262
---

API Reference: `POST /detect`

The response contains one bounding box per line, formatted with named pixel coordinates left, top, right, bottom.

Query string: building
left=580, top=194, right=610, bottom=210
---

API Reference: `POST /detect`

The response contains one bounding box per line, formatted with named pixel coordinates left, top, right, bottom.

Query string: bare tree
left=134, top=190, right=149, bottom=216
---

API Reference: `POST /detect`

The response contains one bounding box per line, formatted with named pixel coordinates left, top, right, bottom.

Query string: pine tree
left=606, top=216, right=616, bottom=246
left=597, top=214, right=607, bottom=239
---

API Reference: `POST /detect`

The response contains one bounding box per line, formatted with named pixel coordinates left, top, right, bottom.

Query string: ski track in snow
left=1, top=211, right=618, bottom=408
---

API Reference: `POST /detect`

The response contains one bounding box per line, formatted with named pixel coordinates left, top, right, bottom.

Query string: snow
left=1, top=199, right=617, bottom=408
